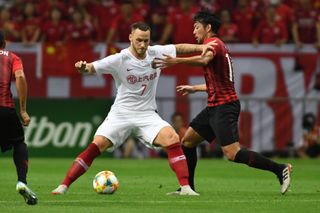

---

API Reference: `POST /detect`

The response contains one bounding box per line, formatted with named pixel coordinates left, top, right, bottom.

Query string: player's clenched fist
left=75, top=61, right=87, bottom=73
left=75, top=61, right=95, bottom=74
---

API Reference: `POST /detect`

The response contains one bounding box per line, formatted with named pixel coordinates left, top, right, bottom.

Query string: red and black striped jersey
left=0, top=49, right=23, bottom=108
left=203, top=37, right=238, bottom=107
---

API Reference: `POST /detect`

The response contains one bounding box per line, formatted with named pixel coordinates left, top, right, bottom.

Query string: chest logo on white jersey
left=126, top=72, right=158, bottom=84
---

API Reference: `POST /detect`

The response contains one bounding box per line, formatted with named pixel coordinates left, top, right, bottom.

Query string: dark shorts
left=0, top=106, right=24, bottom=152
left=189, top=100, right=240, bottom=147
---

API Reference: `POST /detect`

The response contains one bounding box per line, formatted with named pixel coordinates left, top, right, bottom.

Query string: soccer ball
left=93, top=171, right=119, bottom=194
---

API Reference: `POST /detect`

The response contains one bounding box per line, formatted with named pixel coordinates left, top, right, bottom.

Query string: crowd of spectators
left=0, top=0, right=320, bottom=48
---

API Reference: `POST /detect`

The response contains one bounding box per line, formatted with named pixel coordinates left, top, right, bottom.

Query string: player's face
left=193, top=22, right=206, bottom=44
left=129, top=29, right=150, bottom=58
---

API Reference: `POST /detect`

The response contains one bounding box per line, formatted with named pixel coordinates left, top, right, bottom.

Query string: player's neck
left=203, top=33, right=215, bottom=42
left=205, top=33, right=216, bottom=39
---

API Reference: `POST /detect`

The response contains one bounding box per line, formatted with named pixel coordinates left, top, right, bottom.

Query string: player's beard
left=133, top=45, right=147, bottom=58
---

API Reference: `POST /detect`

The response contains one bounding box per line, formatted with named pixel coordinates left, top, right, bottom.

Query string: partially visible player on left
left=0, top=30, right=37, bottom=205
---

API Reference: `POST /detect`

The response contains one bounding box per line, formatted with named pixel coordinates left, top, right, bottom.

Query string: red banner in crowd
left=42, top=41, right=96, bottom=76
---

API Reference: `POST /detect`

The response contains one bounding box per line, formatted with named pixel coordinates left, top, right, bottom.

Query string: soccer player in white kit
left=52, top=22, right=211, bottom=196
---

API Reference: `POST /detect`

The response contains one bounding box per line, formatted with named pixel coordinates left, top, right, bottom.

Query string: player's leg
left=181, top=128, right=205, bottom=191
left=153, top=126, right=198, bottom=195
left=13, top=142, right=28, bottom=184
left=52, top=136, right=113, bottom=195
left=52, top=110, right=131, bottom=195
left=213, top=101, right=292, bottom=194
left=181, top=107, right=216, bottom=191
left=1, top=107, right=37, bottom=205
left=222, top=142, right=292, bottom=194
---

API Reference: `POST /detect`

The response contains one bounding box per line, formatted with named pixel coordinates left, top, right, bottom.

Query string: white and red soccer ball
left=93, top=171, right=119, bottom=194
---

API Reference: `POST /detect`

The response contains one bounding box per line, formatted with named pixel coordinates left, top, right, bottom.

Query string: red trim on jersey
left=0, top=50, right=23, bottom=108
left=203, top=37, right=238, bottom=107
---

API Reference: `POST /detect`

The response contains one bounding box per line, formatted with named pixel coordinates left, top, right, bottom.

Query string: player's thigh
left=182, top=127, right=205, bottom=148
left=209, top=101, right=240, bottom=147
left=134, top=111, right=178, bottom=148
left=189, top=107, right=216, bottom=144
left=94, top=112, right=132, bottom=152
left=0, top=107, right=24, bottom=152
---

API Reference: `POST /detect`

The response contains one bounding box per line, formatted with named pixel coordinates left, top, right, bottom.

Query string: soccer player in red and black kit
left=0, top=30, right=37, bottom=204
left=154, top=9, right=292, bottom=195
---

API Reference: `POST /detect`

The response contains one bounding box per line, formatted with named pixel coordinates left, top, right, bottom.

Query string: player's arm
left=75, top=61, right=96, bottom=74
left=15, top=70, right=30, bottom=126
left=177, top=84, right=207, bottom=96
left=154, top=50, right=214, bottom=68
left=175, top=40, right=217, bottom=56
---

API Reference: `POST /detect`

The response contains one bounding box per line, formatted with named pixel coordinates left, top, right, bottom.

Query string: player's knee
left=222, top=149, right=237, bottom=161
left=167, top=132, right=180, bottom=144
left=93, top=136, right=113, bottom=152
left=161, top=132, right=180, bottom=147
left=222, top=142, right=241, bottom=161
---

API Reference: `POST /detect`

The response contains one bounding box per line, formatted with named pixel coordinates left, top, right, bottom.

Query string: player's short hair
left=0, top=29, right=6, bottom=48
left=131, top=22, right=151, bottom=32
left=302, top=113, right=316, bottom=131
left=194, top=9, right=221, bottom=34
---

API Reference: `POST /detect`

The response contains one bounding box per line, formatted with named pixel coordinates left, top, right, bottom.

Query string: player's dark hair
left=131, top=22, right=151, bottom=32
left=0, top=29, right=6, bottom=48
left=302, top=113, right=316, bottom=131
left=194, top=9, right=221, bottom=34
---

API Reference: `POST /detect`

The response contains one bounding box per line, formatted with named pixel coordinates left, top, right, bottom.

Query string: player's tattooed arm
left=177, top=84, right=207, bottom=96
left=175, top=40, right=217, bottom=56
left=75, top=61, right=96, bottom=74
left=153, top=50, right=214, bottom=68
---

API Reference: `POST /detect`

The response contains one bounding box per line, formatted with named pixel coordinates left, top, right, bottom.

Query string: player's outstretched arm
left=177, top=84, right=207, bottom=96
left=153, top=50, right=214, bottom=69
left=75, top=61, right=96, bottom=75
left=175, top=40, right=217, bottom=56
left=15, top=70, right=30, bottom=126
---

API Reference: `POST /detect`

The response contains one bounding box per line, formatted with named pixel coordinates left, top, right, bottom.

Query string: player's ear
left=206, top=24, right=212, bottom=33
left=129, top=33, right=132, bottom=42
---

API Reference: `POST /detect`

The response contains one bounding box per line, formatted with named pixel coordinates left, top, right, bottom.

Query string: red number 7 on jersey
left=141, top=84, right=147, bottom=96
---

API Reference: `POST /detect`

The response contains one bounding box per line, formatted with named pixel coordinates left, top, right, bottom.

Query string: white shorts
left=95, top=108, right=171, bottom=151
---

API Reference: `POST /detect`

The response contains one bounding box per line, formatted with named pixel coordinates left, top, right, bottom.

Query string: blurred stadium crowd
left=0, top=0, right=319, bottom=47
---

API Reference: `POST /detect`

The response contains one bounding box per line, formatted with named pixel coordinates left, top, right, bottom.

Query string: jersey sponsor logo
left=126, top=72, right=158, bottom=84
left=127, top=75, right=138, bottom=84
left=0, top=50, right=9, bottom=56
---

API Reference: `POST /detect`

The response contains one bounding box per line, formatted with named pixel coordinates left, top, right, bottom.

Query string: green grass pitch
left=0, top=157, right=320, bottom=213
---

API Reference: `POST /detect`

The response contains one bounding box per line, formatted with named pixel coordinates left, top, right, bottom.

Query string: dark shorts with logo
left=0, top=106, right=24, bottom=152
left=189, top=100, right=240, bottom=147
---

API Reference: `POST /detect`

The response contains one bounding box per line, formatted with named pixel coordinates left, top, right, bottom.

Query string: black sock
left=234, top=149, right=283, bottom=176
left=13, top=142, right=29, bottom=184
left=182, top=146, right=197, bottom=190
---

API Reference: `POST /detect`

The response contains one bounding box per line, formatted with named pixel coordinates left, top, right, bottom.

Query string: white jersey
left=93, top=45, right=176, bottom=112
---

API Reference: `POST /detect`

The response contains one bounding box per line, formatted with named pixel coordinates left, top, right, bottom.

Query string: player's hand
left=75, top=61, right=87, bottom=74
left=20, top=111, right=30, bottom=126
left=176, top=85, right=195, bottom=96
left=201, top=40, right=218, bottom=56
left=152, top=54, right=177, bottom=69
